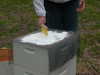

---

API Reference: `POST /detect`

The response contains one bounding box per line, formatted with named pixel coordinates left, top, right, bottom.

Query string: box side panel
left=14, top=56, right=76, bottom=75
left=0, top=62, right=14, bottom=75
left=48, top=35, right=77, bottom=71
left=13, top=41, right=49, bottom=74
left=50, top=56, right=76, bottom=75
left=14, top=65, right=47, bottom=75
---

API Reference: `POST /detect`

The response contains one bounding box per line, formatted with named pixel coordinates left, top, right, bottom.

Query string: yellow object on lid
left=41, top=24, right=48, bottom=36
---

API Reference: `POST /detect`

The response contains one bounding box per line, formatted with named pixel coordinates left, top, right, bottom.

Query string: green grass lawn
left=0, top=0, right=100, bottom=74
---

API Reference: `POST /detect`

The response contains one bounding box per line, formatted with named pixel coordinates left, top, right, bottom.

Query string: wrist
left=39, top=16, right=45, bottom=18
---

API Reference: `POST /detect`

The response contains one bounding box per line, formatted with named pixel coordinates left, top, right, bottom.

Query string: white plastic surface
left=50, top=56, right=76, bottom=75
left=0, top=62, right=14, bottom=75
left=13, top=41, right=49, bottom=74
left=14, top=56, right=76, bottom=75
left=14, top=65, right=47, bottom=75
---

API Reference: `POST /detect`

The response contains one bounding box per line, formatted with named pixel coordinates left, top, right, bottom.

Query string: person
left=33, top=0, right=85, bottom=33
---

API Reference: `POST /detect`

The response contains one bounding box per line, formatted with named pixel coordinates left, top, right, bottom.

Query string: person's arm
left=33, top=0, right=46, bottom=26
left=76, top=0, right=85, bottom=11
left=33, top=0, right=46, bottom=16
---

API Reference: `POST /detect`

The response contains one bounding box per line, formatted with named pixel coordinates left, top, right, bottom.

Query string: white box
left=13, top=42, right=49, bottom=74
left=0, top=62, right=14, bottom=75
left=13, top=30, right=77, bottom=74
left=14, top=56, right=76, bottom=75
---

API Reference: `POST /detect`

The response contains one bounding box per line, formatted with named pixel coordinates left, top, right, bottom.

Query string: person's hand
left=76, top=0, right=85, bottom=11
left=37, top=16, right=46, bottom=26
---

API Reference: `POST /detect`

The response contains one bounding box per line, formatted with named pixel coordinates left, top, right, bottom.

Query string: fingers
left=43, top=20, right=46, bottom=24
left=79, top=0, right=82, bottom=5
left=76, top=0, right=85, bottom=11
left=37, top=16, right=46, bottom=26
left=83, top=1, right=85, bottom=9
left=77, top=4, right=83, bottom=11
left=37, top=20, right=43, bottom=26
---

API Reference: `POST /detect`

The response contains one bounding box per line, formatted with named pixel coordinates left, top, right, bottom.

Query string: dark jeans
left=44, top=0, right=79, bottom=33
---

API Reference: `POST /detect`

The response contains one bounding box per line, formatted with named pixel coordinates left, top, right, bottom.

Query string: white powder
left=22, top=31, right=68, bottom=45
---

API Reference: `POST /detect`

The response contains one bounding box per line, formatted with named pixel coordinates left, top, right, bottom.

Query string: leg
left=44, top=0, right=62, bottom=30
left=62, top=0, right=79, bottom=33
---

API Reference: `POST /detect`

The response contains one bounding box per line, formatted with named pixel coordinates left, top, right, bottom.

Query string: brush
left=41, top=24, right=48, bottom=36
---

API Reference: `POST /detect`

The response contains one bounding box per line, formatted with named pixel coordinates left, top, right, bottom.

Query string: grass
left=84, top=59, right=91, bottom=63
left=0, top=20, right=7, bottom=26
left=77, top=0, right=100, bottom=56
left=77, top=0, right=100, bottom=74
left=89, top=46, right=100, bottom=55
left=0, top=0, right=39, bottom=47
left=0, top=0, right=100, bottom=74
left=86, top=64, right=92, bottom=68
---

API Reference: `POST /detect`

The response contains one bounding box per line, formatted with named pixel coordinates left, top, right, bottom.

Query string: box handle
left=24, top=48, right=36, bottom=54
left=60, top=44, right=68, bottom=51
left=25, top=72, right=34, bottom=75
left=59, top=68, right=68, bottom=75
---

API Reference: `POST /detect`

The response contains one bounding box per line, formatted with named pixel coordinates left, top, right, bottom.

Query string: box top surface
left=13, top=29, right=77, bottom=48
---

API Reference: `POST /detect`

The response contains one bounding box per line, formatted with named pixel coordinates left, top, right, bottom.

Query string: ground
left=0, top=0, right=100, bottom=74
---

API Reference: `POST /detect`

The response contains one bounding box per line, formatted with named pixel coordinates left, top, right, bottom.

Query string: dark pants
left=44, top=0, right=79, bottom=33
